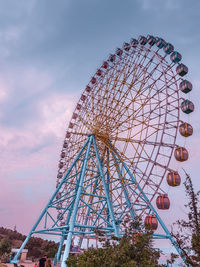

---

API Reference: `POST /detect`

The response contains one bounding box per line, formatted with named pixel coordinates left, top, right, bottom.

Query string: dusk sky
left=0, top=0, right=200, bottom=253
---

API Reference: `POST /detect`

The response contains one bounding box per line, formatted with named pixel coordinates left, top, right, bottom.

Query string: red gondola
left=66, top=132, right=71, bottom=138
left=72, top=113, right=78, bottom=120
left=76, top=103, right=82, bottom=110
left=69, top=122, right=74, bottom=129
left=144, top=215, right=158, bottom=230
left=179, top=122, right=193, bottom=137
left=96, top=69, right=102, bottom=76
left=102, top=61, right=108, bottom=69
left=61, top=151, right=65, bottom=158
left=167, top=171, right=181, bottom=187
left=63, top=140, right=68, bottom=148
left=59, top=162, right=64, bottom=169
left=86, top=86, right=91, bottom=93
left=174, top=147, right=189, bottom=162
left=81, top=94, right=86, bottom=101
left=179, top=80, right=192, bottom=94
left=91, top=77, right=96, bottom=84
left=156, top=194, right=170, bottom=210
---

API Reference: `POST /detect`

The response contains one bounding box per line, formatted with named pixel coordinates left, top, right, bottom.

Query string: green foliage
left=172, top=171, right=200, bottom=266
left=0, top=237, right=11, bottom=256
left=0, top=227, right=58, bottom=260
left=166, top=253, right=179, bottom=266
left=66, top=217, right=164, bottom=267
left=0, top=237, right=12, bottom=259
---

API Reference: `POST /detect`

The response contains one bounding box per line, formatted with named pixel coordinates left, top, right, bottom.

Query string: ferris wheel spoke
left=111, top=136, right=177, bottom=149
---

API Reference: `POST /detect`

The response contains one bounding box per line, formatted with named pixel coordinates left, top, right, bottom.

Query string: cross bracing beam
left=11, top=134, right=184, bottom=267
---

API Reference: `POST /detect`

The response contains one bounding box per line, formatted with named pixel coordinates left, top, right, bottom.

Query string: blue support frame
left=61, top=135, right=93, bottom=267
left=11, top=135, right=185, bottom=266
left=108, top=142, right=184, bottom=260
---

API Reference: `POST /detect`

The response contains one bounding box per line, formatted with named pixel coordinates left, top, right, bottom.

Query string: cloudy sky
left=0, top=0, right=199, bottom=252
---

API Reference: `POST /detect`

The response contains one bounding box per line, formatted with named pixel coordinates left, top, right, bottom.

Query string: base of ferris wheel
left=11, top=135, right=184, bottom=266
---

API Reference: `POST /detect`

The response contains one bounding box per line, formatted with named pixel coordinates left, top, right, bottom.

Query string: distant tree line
left=0, top=227, right=58, bottom=260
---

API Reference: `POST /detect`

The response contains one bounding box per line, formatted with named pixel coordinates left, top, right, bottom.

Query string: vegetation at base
left=0, top=227, right=58, bottom=260
left=172, top=171, right=200, bottom=266
left=66, top=216, right=165, bottom=267
left=0, top=237, right=12, bottom=262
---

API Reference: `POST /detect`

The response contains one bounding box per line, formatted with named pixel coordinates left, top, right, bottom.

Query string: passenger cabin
left=91, top=77, right=96, bottom=84
left=138, top=36, right=147, bottom=45
left=61, top=151, right=65, bottom=158
left=170, top=51, right=182, bottom=63
left=156, top=38, right=166, bottom=48
left=174, top=147, right=189, bottom=162
left=123, top=42, right=130, bottom=51
left=59, top=162, right=64, bottom=169
left=57, top=172, right=63, bottom=179
left=116, top=48, right=123, bottom=56
left=96, top=69, right=102, bottom=76
left=167, top=171, right=181, bottom=186
left=156, top=194, right=170, bottom=210
left=179, top=80, right=192, bottom=93
left=63, top=140, right=68, bottom=148
left=164, top=43, right=174, bottom=54
left=72, top=112, right=78, bottom=119
left=147, top=35, right=156, bottom=46
left=181, top=99, right=194, bottom=114
left=179, top=122, right=193, bottom=137
left=102, top=61, right=108, bottom=69
left=76, top=103, right=82, bottom=110
left=109, top=54, right=115, bottom=62
left=144, top=215, right=158, bottom=230
left=176, top=63, right=188, bottom=76
left=81, top=94, right=86, bottom=101
left=66, top=132, right=71, bottom=138
left=86, top=86, right=91, bottom=93
left=130, top=38, right=138, bottom=47
left=69, top=122, right=74, bottom=129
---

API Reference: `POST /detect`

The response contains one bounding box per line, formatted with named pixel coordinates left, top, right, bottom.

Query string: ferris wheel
left=57, top=34, right=193, bottom=222
left=12, top=35, right=194, bottom=267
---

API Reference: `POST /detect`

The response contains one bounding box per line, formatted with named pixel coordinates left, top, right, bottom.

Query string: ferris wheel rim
left=56, top=35, right=187, bottom=218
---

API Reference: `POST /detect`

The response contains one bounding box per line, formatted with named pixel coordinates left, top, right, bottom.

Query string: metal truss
left=11, top=135, right=184, bottom=266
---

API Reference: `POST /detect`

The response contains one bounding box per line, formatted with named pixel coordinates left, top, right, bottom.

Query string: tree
left=172, top=171, right=200, bottom=266
left=0, top=237, right=11, bottom=258
left=66, top=216, right=165, bottom=267
left=166, top=253, right=179, bottom=267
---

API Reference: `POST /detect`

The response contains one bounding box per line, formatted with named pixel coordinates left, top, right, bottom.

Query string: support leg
left=61, top=136, right=93, bottom=267
left=92, top=136, right=119, bottom=237
left=11, top=138, right=90, bottom=263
